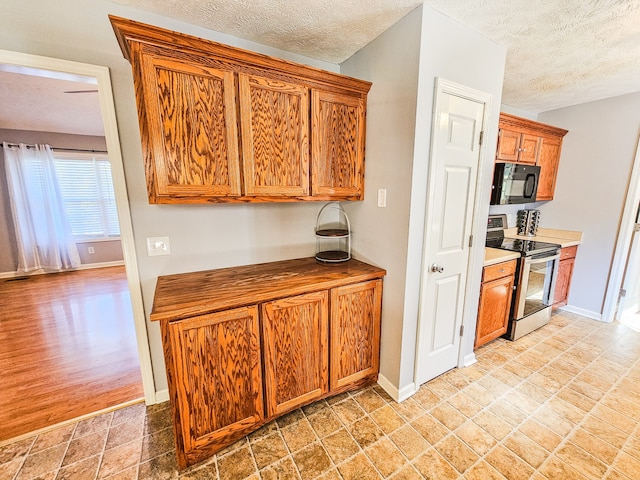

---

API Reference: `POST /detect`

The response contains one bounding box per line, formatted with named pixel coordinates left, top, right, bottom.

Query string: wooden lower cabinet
left=262, top=291, right=329, bottom=417
left=164, top=306, right=264, bottom=468
left=153, top=257, right=385, bottom=468
left=553, top=245, right=578, bottom=309
left=330, top=280, right=382, bottom=391
left=475, top=259, right=517, bottom=348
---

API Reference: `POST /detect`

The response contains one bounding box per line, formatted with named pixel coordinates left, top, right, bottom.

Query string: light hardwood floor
left=0, top=266, right=144, bottom=441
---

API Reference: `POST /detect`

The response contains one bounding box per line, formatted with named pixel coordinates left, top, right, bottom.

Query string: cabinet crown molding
left=499, top=112, right=568, bottom=138
left=109, top=15, right=371, bottom=95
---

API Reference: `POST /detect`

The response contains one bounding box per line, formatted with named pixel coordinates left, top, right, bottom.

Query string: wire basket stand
left=315, top=202, right=351, bottom=263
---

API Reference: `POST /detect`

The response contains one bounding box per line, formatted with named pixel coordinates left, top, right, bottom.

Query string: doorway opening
left=0, top=50, right=154, bottom=443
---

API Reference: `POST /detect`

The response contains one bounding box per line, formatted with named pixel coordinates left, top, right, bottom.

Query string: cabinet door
left=330, top=280, right=382, bottom=391
left=475, top=273, right=515, bottom=348
left=262, top=291, right=328, bottom=417
left=536, top=136, right=562, bottom=201
left=137, top=47, right=241, bottom=201
left=311, top=90, right=366, bottom=199
left=553, top=256, right=576, bottom=309
left=166, top=306, right=263, bottom=468
left=519, top=134, right=541, bottom=164
left=496, top=128, right=521, bottom=162
left=239, top=73, right=310, bottom=196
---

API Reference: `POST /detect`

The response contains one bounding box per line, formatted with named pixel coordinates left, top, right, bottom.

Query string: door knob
left=431, top=263, right=444, bottom=273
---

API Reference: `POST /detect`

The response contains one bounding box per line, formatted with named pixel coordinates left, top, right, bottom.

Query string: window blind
left=53, top=153, right=120, bottom=238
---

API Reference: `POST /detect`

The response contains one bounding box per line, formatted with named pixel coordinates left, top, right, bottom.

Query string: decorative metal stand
left=315, top=202, right=351, bottom=263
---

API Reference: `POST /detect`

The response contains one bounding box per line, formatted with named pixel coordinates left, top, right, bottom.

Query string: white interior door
left=416, top=79, right=487, bottom=385
left=617, top=205, right=640, bottom=320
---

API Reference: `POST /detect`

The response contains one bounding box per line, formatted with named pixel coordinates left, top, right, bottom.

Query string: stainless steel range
left=486, top=214, right=561, bottom=340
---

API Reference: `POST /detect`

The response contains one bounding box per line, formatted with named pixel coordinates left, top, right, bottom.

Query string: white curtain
left=3, top=142, right=81, bottom=273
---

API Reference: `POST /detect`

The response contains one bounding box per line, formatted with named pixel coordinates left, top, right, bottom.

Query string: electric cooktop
left=486, top=214, right=560, bottom=257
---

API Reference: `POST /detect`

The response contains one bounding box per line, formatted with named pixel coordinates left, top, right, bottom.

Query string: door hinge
left=468, top=235, right=473, bottom=247
left=620, top=288, right=627, bottom=297
left=479, top=131, right=484, bottom=146
left=459, top=325, right=464, bottom=337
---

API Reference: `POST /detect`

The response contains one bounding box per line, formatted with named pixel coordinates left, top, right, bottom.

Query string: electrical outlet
left=87, top=246, right=95, bottom=254
left=146, top=236, right=171, bottom=256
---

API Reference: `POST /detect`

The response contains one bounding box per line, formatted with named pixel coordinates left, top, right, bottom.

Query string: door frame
left=0, top=48, right=156, bottom=404
left=414, top=77, right=492, bottom=386
left=602, top=135, right=640, bottom=322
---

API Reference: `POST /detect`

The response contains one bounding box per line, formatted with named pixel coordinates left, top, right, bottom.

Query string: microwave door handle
left=524, top=174, right=536, bottom=199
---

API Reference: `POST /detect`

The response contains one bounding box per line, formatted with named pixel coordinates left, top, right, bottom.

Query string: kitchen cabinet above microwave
left=109, top=16, right=371, bottom=204
left=496, top=113, right=568, bottom=202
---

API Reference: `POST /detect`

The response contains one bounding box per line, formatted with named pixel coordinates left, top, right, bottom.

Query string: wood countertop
left=504, top=227, right=583, bottom=248
left=150, top=257, right=386, bottom=322
left=484, top=248, right=521, bottom=267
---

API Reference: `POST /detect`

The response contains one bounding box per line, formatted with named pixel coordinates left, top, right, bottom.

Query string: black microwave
left=490, top=162, right=540, bottom=205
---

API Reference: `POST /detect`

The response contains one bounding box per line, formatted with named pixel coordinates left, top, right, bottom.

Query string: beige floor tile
left=337, top=452, right=382, bottom=479
left=281, top=418, right=318, bottom=453
left=370, top=405, right=406, bottom=435
left=555, top=443, right=608, bottom=480
left=463, top=460, right=507, bottom=480
left=471, top=411, right=512, bottom=441
left=389, top=425, right=429, bottom=460
left=365, top=437, right=406, bottom=478
left=519, top=419, right=563, bottom=452
left=250, top=432, right=289, bottom=469
left=322, top=428, right=360, bottom=464
left=410, top=413, right=449, bottom=446
left=217, top=446, right=257, bottom=480
left=434, top=434, right=479, bottom=473
left=503, top=431, right=549, bottom=469
left=431, top=402, right=467, bottom=431
left=14, top=443, right=67, bottom=480
left=307, top=409, right=343, bottom=438
left=412, top=448, right=459, bottom=480
left=346, top=417, right=384, bottom=449
left=388, top=464, right=422, bottom=480
left=259, top=457, right=300, bottom=480
left=332, top=398, right=366, bottom=425
left=581, top=415, right=629, bottom=449
left=447, top=391, right=483, bottom=418
left=292, top=443, right=333, bottom=480
left=569, top=429, right=619, bottom=465
left=485, top=445, right=535, bottom=480
left=353, top=388, right=387, bottom=413
left=455, top=420, right=497, bottom=455
left=612, top=451, right=640, bottom=480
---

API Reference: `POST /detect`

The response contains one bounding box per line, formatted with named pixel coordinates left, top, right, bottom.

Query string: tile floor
left=2, top=311, right=640, bottom=480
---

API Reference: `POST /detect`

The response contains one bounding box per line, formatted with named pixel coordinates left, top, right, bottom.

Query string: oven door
left=514, top=252, right=560, bottom=320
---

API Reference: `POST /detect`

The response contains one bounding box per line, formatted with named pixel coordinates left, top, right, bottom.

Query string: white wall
left=537, top=92, right=640, bottom=317
left=0, top=0, right=339, bottom=392
left=340, top=7, right=422, bottom=394
left=342, top=4, right=506, bottom=396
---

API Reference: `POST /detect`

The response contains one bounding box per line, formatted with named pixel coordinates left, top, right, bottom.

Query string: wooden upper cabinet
left=135, top=46, right=241, bottom=201
left=312, top=90, right=366, bottom=199
left=497, top=113, right=568, bottom=201
left=110, top=16, right=371, bottom=204
left=536, top=136, right=562, bottom=201
left=239, top=74, right=310, bottom=196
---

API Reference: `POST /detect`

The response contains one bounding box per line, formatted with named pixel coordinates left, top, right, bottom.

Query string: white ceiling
left=2, top=0, right=638, bottom=137
left=112, top=0, right=640, bottom=113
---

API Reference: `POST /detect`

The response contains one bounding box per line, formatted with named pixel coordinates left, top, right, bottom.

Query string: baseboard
left=557, top=304, right=604, bottom=322
left=0, top=261, right=125, bottom=279
left=461, top=352, right=477, bottom=367
left=155, top=389, right=170, bottom=404
left=377, top=374, right=416, bottom=403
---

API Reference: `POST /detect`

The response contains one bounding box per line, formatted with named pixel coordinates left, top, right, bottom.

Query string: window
left=53, top=152, right=120, bottom=238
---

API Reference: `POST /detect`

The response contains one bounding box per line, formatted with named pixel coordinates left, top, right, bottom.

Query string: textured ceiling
left=111, top=0, right=640, bottom=113
left=0, top=70, right=104, bottom=137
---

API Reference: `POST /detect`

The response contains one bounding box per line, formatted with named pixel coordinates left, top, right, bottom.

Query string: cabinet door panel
left=138, top=48, right=241, bottom=200
left=496, top=128, right=521, bottom=162
left=167, top=306, right=263, bottom=466
left=536, top=137, right=562, bottom=201
left=262, top=291, right=328, bottom=416
left=239, top=74, right=310, bottom=196
left=519, top=134, right=541, bottom=164
left=330, top=280, right=382, bottom=391
left=553, top=256, right=576, bottom=309
left=312, top=90, right=365, bottom=198
left=475, top=274, right=514, bottom=348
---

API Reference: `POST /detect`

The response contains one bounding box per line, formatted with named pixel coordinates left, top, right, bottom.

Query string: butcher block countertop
left=504, top=227, right=583, bottom=248
left=150, top=257, right=386, bottom=323
left=484, top=248, right=520, bottom=267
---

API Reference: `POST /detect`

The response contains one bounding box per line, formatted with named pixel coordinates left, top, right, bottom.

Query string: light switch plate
left=377, top=189, right=387, bottom=208
left=146, top=236, right=171, bottom=256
